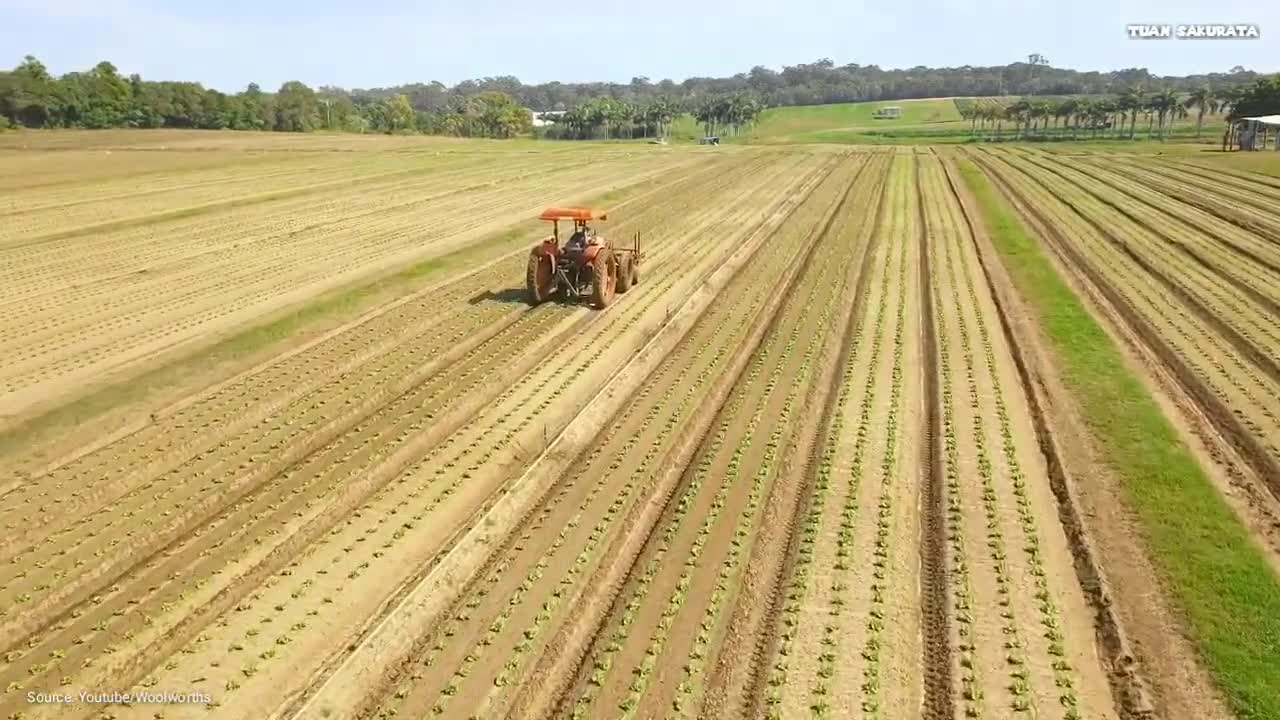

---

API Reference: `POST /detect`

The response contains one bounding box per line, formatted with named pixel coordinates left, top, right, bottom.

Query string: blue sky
left=1, top=0, right=1274, bottom=91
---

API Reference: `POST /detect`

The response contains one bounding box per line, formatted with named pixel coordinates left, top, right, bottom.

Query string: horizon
left=2, top=0, right=1276, bottom=93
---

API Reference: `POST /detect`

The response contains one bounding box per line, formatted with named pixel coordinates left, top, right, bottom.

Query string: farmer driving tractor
left=567, top=220, right=594, bottom=252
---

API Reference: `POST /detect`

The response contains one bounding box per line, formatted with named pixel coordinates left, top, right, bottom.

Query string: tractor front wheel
left=590, top=248, right=617, bottom=308
left=526, top=248, right=556, bottom=305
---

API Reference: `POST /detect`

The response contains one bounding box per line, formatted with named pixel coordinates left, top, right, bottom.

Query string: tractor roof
left=539, top=207, right=608, bottom=222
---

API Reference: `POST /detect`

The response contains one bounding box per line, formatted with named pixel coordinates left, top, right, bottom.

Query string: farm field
left=740, top=99, right=966, bottom=144
left=968, top=146, right=1280, bottom=541
left=2, top=131, right=1279, bottom=720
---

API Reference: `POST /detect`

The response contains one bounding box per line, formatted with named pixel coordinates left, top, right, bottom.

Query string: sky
left=1, top=0, right=1275, bottom=92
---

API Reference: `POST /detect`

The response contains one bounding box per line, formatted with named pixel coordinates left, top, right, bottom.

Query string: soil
left=3, top=136, right=1271, bottom=720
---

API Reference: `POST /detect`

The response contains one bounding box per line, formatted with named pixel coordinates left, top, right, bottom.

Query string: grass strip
left=957, top=157, right=1280, bottom=720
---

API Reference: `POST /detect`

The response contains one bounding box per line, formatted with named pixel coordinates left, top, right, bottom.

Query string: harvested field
left=2, top=132, right=1278, bottom=720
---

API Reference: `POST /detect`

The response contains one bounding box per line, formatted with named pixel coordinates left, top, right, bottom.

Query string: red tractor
left=526, top=207, right=642, bottom=308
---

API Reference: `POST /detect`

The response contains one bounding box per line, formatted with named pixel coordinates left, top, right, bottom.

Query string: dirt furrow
left=0, top=154, right=803, bottom=691
left=1060, top=159, right=1280, bottom=306
left=0, top=151, right=808, bottom=671
left=0, top=158, right=676, bottom=407
left=352, top=156, right=864, bottom=720
left=84, top=154, right=843, bottom=720
left=690, top=158, right=889, bottom=720
left=0, top=152, right=761, bottom=498
left=914, top=154, right=953, bottom=720
left=285, top=154, right=855, bottom=720
left=734, top=158, right=890, bottom=720
left=468, top=159, right=865, bottom=720
left=983, top=153, right=1280, bottom=423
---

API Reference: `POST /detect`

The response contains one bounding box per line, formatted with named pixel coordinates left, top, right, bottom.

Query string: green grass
left=957, top=158, right=1280, bottom=720
left=1184, top=152, right=1280, bottom=178
left=730, top=99, right=963, bottom=144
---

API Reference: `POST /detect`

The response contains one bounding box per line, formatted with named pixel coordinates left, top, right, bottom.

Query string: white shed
left=1232, top=115, right=1280, bottom=151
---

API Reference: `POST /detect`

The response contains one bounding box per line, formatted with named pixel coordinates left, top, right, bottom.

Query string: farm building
left=1228, top=115, right=1280, bottom=151
left=531, top=110, right=566, bottom=127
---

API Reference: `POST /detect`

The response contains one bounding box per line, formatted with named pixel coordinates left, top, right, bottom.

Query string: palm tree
left=1063, top=98, right=1084, bottom=139
left=1007, top=99, right=1031, bottom=138
left=1183, top=86, right=1217, bottom=138
left=1118, top=87, right=1145, bottom=140
left=1092, top=98, right=1117, bottom=138
left=1150, top=87, right=1180, bottom=138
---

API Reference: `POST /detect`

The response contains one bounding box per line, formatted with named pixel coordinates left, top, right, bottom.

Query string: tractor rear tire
left=617, top=254, right=633, bottom=293
left=590, top=248, right=617, bottom=309
left=526, top=249, right=555, bottom=305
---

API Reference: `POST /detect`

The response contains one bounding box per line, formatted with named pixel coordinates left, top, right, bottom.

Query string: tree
left=1118, top=86, right=1146, bottom=139
left=383, top=94, right=414, bottom=133
left=6, top=55, right=56, bottom=126
left=274, top=80, right=319, bottom=132
left=1226, top=75, right=1280, bottom=120
left=1148, top=87, right=1180, bottom=137
left=1183, top=86, right=1217, bottom=137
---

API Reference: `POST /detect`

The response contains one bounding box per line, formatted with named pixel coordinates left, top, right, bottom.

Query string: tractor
left=526, top=207, right=642, bottom=309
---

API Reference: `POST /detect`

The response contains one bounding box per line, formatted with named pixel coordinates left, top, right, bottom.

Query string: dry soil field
left=1, top=131, right=1278, bottom=720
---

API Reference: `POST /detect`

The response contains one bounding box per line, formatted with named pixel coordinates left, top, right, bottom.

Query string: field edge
left=955, top=156, right=1280, bottom=720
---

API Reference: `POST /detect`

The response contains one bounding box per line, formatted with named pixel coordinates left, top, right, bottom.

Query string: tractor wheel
left=590, top=248, right=617, bottom=309
left=629, top=258, right=640, bottom=287
left=526, top=248, right=555, bottom=305
left=617, top=254, right=633, bottom=293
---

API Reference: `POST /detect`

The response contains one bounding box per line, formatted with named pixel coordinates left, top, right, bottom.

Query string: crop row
left=0, top=308, right=576, bottom=704
left=928, top=167, right=1064, bottom=715
left=858, top=173, right=913, bottom=719
left=0, top=150, right=772, bottom=505
left=0, top=157, right=681, bottom=404
left=1008, top=154, right=1280, bottom=361
left=371, top=223, right=769, bottom=718
left=981, top=156, right=1280, bottom=473
left=1075, top=159, right=1280, bottom=276
left=549, top=159, right=864, bottom=720
left=763, top=173, right=892, bottom=719
left=2, top=158, right=485, bottom=245
left=0, top=155, right=819, bottom=707
left=2, top=153, right=495, bottom=232
left=53, top=154, right=843, bottom=719
left=317, top=155, right=849, bottom=712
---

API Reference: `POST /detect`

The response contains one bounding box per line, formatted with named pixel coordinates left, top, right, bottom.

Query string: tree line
left=541, top=93, right=764, bottom=140
left=354, top=56, right=1262, bottom=113
left=955, top=76, right=1280, bottom=141
left=2, top=53, right=1273, bottom=139
left=0, top=56, right=532, bottom=138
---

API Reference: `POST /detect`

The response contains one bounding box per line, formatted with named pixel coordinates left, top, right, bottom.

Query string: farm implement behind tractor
left=526, top=207, right=642, bottom=309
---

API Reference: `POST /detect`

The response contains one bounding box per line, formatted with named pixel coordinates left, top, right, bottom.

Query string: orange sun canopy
left=539, top=207, right=608, bottom=222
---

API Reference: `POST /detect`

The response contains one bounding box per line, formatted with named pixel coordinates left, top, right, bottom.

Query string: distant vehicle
left=872, top=106, right=902, bottom=119
left=526, top=207, right=642, bottom=309
left=698, top=136, right=720, bottom=146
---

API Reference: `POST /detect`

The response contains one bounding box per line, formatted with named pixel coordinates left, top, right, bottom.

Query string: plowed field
left=3, top=132, right=1278, bottom=720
